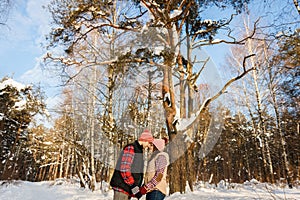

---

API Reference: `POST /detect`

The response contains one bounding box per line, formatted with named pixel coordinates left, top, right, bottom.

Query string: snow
left=176, top=115, right=197, bottom=132
left=170, top=10, right=182, bottom=18
left=0, top=78, right=27, bottom=92
left=0, top=78, right=31, bottom=110
left=153, top=45, right=165, bottom=55
left=203, top=19, right=216, bottom=25
left=212, top=39, right=222, bottom=43
left=13, top=100, right=27, bottom=110
left=0, top=179, right=299, bottom=200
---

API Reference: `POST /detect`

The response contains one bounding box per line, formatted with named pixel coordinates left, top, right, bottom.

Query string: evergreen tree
left=0, top=77, right=46, bottom=180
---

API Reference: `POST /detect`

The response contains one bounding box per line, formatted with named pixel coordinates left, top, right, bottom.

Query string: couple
left=110, top=129, right=169, bottom=200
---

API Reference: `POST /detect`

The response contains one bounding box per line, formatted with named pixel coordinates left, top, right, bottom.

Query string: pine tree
left=0, top=77, right=46, bottom=180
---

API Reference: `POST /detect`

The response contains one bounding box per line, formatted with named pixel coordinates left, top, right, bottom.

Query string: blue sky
left=0, top=0, right=50, bottom=80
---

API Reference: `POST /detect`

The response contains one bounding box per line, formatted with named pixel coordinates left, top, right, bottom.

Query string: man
left=110, top=129, right=154, bottom=200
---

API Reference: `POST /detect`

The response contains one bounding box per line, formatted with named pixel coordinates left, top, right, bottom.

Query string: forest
left=0, top=0, right=299, bottom=195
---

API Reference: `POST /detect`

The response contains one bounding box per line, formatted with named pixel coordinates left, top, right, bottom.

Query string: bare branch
left=193, top=18, right=260, bottom=48
left=293, top=0, right=300, bottom=14
left=243, top=53, right=256, bottom=71
left=207, top=54, right=255, bottom=104
left=177, top=54, right=256, bottom=133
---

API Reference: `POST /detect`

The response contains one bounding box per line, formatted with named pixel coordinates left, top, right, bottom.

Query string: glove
left=134, top=185, right=147, bottom=199
left=139, top=185, right=147, bottom=195
left=134, top=192, right=143, bottom=199
left=130, top=184, right=139, bottom=196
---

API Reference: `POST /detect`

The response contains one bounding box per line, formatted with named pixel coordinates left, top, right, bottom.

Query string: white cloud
left=19, top=0, right=56, bottom=81
left=20, top=56, right=63, bottom=98
left=0, top=0, right=52, bottom=73
left=26, top=0, right=52, bottom=37
left=1, top=0, right=51, bottom=53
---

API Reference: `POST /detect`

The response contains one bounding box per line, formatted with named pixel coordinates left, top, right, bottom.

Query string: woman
left=139, top=138, right=169, bottom=200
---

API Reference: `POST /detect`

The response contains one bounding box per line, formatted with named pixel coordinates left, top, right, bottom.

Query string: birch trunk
left=244, top=17, right=274, bottom=183
left=105, top=0, right=119, bottom=184
left=59, top=147, right=64, bottom=178
left=89, top=34, right=97, bottom=190
left=263, top=42, right=292, bottom=187
left=64, top=147, right=71, bottom=178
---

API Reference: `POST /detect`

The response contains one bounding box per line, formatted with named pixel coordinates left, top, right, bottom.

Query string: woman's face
left=142, top=141, right=153, bottom=150
left=148, top=143, right=154, bottom=152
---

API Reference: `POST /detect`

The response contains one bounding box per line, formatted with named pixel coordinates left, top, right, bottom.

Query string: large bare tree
left=44, top=0, right=262, bottom=194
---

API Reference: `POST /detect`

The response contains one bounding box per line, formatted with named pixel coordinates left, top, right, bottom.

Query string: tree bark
left=263, top=41, right=292, bottom=187
left=244, top=17, right=274, bottom=183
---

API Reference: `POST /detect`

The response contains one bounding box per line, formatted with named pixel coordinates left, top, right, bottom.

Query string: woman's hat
left=152, top=139, right=165, bottom=151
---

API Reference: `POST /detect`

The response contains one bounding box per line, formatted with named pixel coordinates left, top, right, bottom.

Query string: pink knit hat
left=138, top=129, right=154, bottom=142
left=152, top=139, right=165, bottom=151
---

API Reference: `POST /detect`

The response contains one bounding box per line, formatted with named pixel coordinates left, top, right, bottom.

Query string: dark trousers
left=146, top=190, right=165, bottom=200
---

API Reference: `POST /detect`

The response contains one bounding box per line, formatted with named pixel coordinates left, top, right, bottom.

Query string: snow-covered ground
left=1, top=179, right=299, bottom=200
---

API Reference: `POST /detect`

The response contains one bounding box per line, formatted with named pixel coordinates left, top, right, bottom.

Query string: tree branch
left=193, top=18, right=260, bottom=48
left=293, top=0, right=300, bottom=14
left=177, top=54, right=256, bottom=133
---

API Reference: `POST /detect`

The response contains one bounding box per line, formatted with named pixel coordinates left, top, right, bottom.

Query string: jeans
left=113, top=190, right=130, bottom=200
left=146, top=190, right=166, bottom=200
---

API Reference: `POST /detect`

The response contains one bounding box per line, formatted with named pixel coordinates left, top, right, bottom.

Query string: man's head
left=138, top=129, right=154, bottom=149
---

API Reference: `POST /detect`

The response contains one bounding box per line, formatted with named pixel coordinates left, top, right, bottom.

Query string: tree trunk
left=263, top=42, right=292, bottom=187
left=162, top=44, right=183, bottom=193
left=244, top=17, right=274, bottom=183
left=64, top=147, right=71, bottom=178
left=106, top=1, right=118, bottom=183
left=88, top=49, right=97, bottom=190
left=186, top=143, right=195, bottom=191
left=1, top=127, right=21, bottom=180
left=59, top=147, right=64, bottom=178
